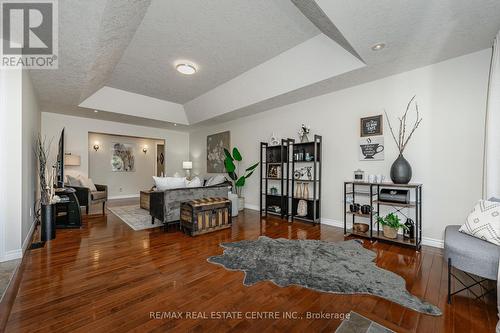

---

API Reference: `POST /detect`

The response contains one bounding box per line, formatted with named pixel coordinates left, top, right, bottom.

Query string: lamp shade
left=64, top=154, right=81, bottom=166
left=182, top=161, right=193, bottom=170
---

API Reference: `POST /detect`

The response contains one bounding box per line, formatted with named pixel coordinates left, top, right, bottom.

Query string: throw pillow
left=186, top=177, right=202, bottom=188
left=78, top=175, right=97, bottom=191
left=205, top=174, right=226, bottom=187
left=153, top=176, right=187, bottom=191
left=459, top=200, right=500, bottom=246
left=66, top=175, right=81, bottom=187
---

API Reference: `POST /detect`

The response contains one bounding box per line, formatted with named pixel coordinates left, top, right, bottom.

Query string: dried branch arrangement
left=385, top=95, right=423, bottom=154
left=35, top=135, right=55, bottom=205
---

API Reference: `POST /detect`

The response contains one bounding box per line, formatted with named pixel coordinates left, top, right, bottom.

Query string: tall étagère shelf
left=343, top=181, right=422, bottom=250
left=259, top=135, right=322, bottom=223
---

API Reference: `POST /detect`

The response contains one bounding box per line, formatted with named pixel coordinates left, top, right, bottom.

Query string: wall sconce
left=142, top=145, right=148, bottom=154
left=93, top=142, right=100, bottom=151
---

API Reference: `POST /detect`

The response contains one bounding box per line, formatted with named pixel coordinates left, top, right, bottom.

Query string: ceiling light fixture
left=175, top=62, right=197, bottom=75
left=371, top=43, right=386, bottom=51
left=94, top=110, right=99, bottom=113
left=173, top=123, right=178, bottom=127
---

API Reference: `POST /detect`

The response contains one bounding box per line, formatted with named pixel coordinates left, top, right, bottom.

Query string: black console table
left=343, top=181, right=422, bottom=250
left=55, top=187, right=82, bottom=228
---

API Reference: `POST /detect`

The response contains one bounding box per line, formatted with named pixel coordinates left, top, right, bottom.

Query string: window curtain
left=484, top=30, right=500, bottom=199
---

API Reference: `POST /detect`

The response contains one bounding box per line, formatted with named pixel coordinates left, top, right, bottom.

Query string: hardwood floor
left=4, top=200, right=497, bottom=332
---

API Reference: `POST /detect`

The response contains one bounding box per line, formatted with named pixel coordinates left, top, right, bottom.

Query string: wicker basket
left=383, top=226, right=398, bottom=239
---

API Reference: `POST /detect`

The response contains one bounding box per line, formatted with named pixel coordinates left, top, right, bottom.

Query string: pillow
left=153, top=176, right=186, bottom=191
left=459, top=200, right=500, bottom=245
left=186, top=177, right=202, bottom=188
left=78, top=175, right=97, bottom=191
left=66, top=175, right=81, bottom=187
left=205, top=174, right=226, bottom=187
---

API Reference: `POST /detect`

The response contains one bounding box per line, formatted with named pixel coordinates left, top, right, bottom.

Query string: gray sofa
left=149, top=182, right=231, bottom=225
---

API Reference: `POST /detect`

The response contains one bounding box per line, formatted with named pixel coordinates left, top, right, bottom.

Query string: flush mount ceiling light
left=175, top=62, right=197, bottom=75
left=371, top=43, right=386, bottom=51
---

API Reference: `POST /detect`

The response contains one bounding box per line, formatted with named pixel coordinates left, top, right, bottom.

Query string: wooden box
left=180, top=197, right=231, bottom=236
left=140, top=190, right=153, bottom=211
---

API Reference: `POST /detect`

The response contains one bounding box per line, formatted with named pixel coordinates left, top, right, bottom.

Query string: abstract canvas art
left=111, top=143, right=135, bottom=172
left=207, top=131, right=230, bottom=173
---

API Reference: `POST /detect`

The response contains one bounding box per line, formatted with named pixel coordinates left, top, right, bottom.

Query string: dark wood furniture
left=343, top=181, right=423, bottom=250
left=5, top=206, right=496, bottom=333
left=180, top=197, right=231, bottom=236
left=260, top=135, right=322, bottom=223
left=54, top=187, right=82, bottom=228
left=68, top=183, right=108, bottom=215
left=140, top=190, right=153, bottom=211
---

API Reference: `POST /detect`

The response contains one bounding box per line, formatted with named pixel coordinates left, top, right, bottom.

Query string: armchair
left=68, top=184, right=108, bottom=215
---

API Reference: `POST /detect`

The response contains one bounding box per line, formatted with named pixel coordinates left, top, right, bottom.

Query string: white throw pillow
left=459, top=200, right=500, bottom=246
left=205, top=174, right=226, bottom=187
left=66, top=175, right=81, bottom=187
left=186, top=177, right=202, bottom=188
left=153, top=176, right=187, bottom=191
left=78, top=175, right=97, bottom=191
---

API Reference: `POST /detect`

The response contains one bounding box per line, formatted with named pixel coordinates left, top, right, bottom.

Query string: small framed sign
left=360, top=115, right=383, bottom=137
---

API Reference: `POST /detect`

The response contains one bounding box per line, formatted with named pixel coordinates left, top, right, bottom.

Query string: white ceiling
left=30, top=0, right=500, bottom=130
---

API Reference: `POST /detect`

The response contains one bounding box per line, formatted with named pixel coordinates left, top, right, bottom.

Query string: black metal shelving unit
left=260, top=135, right=322, bottom=224
left=290, top=135, right=322, bottom=223
left=343, top=181, right=422, bottom=250
left=260, top=139, right=290, bottom=219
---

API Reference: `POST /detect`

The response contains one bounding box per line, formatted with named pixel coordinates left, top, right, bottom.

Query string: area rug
left=0, top=259, right=20, bottom=302
left=207, top=236, right=441, bottom=316
left=335, top=312, right=394, bottom=333
left=108, top=205, right=159, bottom=231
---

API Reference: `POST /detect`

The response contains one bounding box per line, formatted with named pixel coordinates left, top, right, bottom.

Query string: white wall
left=88, top=133, right=164, bottom=198
left=189, top=49, right=491, bottom=246
left=0, top=67, right=40, bottom=262
left=21, top=71, right=41, bottom=250
left=41, top=112, right=189, bottom=190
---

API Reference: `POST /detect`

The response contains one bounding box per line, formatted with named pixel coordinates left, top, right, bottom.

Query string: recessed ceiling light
left=176, top=63, right=197, bottom=75
left=94, top=110, right=98, bottom=113
left=371, top=43, right=386, bottom=51
left=173, top=123, right=178, bottom=126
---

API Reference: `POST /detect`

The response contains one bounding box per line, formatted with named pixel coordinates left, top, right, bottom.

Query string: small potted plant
left=376, top=213, right=408, bottom=239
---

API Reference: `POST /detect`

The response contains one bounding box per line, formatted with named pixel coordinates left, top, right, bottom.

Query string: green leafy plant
left=224, top=147, right=259, bottom=197
left=376, top=213, right=408, bottom=231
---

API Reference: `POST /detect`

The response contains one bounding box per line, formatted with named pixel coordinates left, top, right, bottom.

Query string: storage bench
left=180, top=197, right=232, bottom=236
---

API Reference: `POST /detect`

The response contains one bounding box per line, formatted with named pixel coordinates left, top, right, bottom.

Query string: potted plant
left=224, top=147, right=259, bottom=211
left=376, top=213, right=408, bottom=239
left=35, top=136, right=57, bottom=241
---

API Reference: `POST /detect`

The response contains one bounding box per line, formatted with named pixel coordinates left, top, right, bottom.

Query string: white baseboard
left=244, top=203, right=259, bottom=211
left=22, top=220, right=37, bottom=253
left=0, top=249, right=22, bottom=262
left=109, top=194, right=140, bottom=200
left=320, top=218, right=443, bottom=249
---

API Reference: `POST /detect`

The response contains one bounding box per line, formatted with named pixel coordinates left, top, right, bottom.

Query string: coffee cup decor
left=359, top=136, right=384, bottom=161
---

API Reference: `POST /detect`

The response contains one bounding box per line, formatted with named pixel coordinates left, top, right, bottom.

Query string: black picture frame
left=267, top=163, right=281, bottom=179
left=360, top=115, right=383, bottom=137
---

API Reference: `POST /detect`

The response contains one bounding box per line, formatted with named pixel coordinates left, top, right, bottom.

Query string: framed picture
left=111, top=143, right=135, bottom=172
left=359, top=136, right=384, bottom=161
left=360, top=115, right=383, bottom=137
left=207, top=131, right=230, bottom=173
left=267, top=163, right=281, bottom=179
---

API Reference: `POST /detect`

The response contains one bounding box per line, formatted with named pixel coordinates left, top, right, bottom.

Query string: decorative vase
left=390, top=154, right=412, bottom=184
left=303, top=183, right=309, bottom=199
left=383, top=225, right=398, bottom=239
left=300, top=134, right=309, bottom=143
left=41, top=203, right=56, bottom=241
left=295, top=183, right=303, bottom=198
left=238, top=196, right=245, bottom=211
left=403, top=218, right=415, bottom=240
left=297, top=199, right=308, bottom=217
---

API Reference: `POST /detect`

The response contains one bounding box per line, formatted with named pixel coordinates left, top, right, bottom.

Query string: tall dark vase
left=390, top=154, right=412, bottom=184
left=41, top=203, right=56, bottom=241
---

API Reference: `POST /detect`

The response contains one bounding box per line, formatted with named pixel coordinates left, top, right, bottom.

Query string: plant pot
left=390, top=154, right=412, bottom=184
left=238, top=196, right=245, bottom=211
left=383, top=225, right=398, bottom=239
left=41, top=203, right=56, bottom=241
